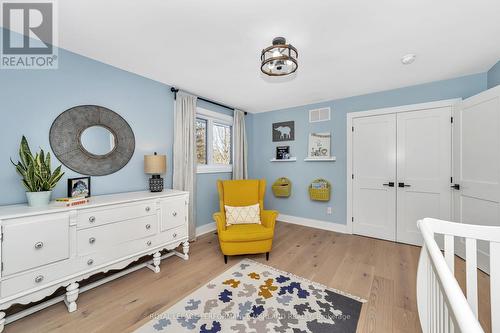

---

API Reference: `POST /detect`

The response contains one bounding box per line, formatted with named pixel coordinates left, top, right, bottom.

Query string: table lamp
left=144, top=152, right=167, bottom=192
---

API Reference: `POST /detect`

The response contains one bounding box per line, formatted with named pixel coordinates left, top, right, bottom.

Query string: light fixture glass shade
left=144, top=153, right=167, bottom=174
left=261, top=37, right=298, bottom=76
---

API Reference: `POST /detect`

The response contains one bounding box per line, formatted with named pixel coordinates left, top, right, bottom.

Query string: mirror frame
left=49, top=105, right=135, bottom=176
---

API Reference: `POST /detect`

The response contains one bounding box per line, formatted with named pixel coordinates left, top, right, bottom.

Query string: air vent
left=309, top=107, right=331, bottom=123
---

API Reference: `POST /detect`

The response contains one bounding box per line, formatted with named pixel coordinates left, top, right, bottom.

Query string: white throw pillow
left=224, top=204, right=261, bottom=226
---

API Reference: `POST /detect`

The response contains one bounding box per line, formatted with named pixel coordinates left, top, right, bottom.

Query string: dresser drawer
left=2, top=213, right=70, bottom=276
left=160, top=197, right=187, bottom=231
left=81, top=225, right=187, bottom=270
left=161, top=225, right=187, bottom=243
left=77, top=215, right=157, bottom=255
left=1, top=260, right=73, bottom=298
left=77, top=200, right=156, bottom=229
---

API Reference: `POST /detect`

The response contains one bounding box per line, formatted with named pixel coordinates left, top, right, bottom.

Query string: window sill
left=197, top=165, right=233, bottom=174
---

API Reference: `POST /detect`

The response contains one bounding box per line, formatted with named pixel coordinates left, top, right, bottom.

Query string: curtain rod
left=170, top=87, right=247, bottom=115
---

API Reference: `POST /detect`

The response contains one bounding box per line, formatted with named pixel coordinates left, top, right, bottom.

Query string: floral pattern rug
left=136, top=259, right=365, bottom=333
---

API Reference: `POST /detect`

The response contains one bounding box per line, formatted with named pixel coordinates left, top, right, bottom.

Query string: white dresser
left=0, top=190, right=189, bottom=331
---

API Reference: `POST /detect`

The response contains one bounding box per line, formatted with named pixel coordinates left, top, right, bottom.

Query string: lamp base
left=149, top=175, right=164, bottom=192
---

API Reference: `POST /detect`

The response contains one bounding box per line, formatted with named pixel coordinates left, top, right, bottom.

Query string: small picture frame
left=272, top=121, right=295, bottom=142
left=308, top=132, right=331, bottom=158
left=276, top=146, right=290, bottom=160
left=68, top=177, right=91, bottom=198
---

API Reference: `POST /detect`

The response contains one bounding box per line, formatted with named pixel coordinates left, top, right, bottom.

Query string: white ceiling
left=12, top=1, right=500, bottom=112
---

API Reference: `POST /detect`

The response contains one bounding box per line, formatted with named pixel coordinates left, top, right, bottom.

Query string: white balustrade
left=417, top=218, right=500, bottom=333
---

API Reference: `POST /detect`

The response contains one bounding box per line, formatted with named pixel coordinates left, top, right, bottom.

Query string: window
left=196, top=118, right=207, bottom=165
left=196, top=108, right=233, bottom=173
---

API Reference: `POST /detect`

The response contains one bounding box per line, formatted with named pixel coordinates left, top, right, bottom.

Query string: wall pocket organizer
left=309, top=178, right=331, bottom=201
left=272, top=177, right=292, bottom=198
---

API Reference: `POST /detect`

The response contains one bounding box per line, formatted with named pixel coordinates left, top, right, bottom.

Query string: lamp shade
left=144, top=153, right=167, bottom=174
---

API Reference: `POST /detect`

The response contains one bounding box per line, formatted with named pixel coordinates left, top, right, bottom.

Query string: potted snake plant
left=11, top=136, right=65, bottom=207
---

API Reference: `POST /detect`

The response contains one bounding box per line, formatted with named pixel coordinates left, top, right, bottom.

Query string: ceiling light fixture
left=401, top=53, right=416, bottom=65
left=261, top=37, right=298, bottom=76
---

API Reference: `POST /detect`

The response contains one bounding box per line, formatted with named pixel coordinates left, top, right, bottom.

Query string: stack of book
left=55, top=197, right=89, bottom=207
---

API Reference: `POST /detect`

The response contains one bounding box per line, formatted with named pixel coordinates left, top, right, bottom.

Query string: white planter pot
left=26, top=191, right=52, bottom=207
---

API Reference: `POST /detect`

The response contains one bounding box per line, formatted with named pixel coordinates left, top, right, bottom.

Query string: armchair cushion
left=225, top=203, right=261, bottom=226
left=219, top=224, right=274, bottom=242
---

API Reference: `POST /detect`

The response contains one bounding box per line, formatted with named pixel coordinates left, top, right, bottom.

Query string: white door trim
left=346, top=98, right=461, bottom=235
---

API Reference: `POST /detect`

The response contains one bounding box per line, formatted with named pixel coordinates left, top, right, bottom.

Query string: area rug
left=136, top=259, right=365, bottom=333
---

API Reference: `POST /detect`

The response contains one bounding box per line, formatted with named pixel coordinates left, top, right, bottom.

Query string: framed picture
left=276, top=146, right=290, bottom=159
left=68, top=177, right=91, bottom=198
left=308, top=132, right=331, bottom=158
left=272, top=121, right=295, bottom=142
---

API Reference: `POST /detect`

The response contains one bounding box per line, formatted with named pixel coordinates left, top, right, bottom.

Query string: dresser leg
left=64, top=282, right=79, bottom=313
left=182, top=241, right=189, bottom=260
left=152, top=251, right=161, bottom=273
left=0, top=312, right=5, bottom=332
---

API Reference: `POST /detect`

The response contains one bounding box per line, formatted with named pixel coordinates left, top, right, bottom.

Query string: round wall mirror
left=80, top=125, right=116, bottom=156
left=49, top=105, right=135, bottom=176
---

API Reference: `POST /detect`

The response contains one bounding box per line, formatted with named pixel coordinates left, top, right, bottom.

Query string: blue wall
left=488, top=61, right=500, bottom=89
left=0, top=29, right=231, bottom=228
left=248, top=73, right=487, bottom=225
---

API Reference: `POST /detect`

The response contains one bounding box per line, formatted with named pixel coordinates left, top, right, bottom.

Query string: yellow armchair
left=213, top=179, right=278, bottom=263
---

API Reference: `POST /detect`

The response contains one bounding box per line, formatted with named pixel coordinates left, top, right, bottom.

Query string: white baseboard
left=277, top=214, right=351, bottom=234
left=195, top=215, right=351, bottom=237
left=195, top=222, right=216, bottom=237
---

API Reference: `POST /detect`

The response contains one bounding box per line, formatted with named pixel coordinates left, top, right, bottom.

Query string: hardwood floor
left=6, top=222, right=491, bottom=333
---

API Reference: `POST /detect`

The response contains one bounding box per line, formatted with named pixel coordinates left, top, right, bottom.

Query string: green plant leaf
left=19, top=136, right=32, bottom=168
left=45, top=152, right=51, bottom=170
left=22, top=179, right=33, bottom=192
left=48, top=165, right=64, bottom=189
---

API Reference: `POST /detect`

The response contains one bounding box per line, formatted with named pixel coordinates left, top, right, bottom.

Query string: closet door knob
left=34, top=241, right=44, bottom=249
left=173, top=233, right=177, bottom=238
left=89, top=237, right=96, bottom=244
left=172, top=211, right=177, bottom=217
left=146, top=240, right=152, bottom=246
left=89, top=216, right=96, bottom=223
left=146, top=224, right=151, bottom=230
left=398, top=182, right=411, bottom=188
left=382, top=182, right=395, bottom=187
left=87, top=259, right=94, bottom=266
left=145, top=206, right=151, bottom=212
left=34, top=275, right=44, bottom=283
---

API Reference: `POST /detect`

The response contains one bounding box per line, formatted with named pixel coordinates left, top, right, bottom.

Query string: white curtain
left=232, top=109, right=248, bottom=179
left=173, top=92, right=197, bottom=240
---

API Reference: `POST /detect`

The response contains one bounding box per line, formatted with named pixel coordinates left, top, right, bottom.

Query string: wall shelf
left=304, top=157, right=336, bottom=162
left=270, top=157, right=297, bottom=162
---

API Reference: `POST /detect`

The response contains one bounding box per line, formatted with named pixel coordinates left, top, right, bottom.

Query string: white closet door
left=352, top=114, right=396, bottom=241
left=396, top=108, right=452, bottom=246
left=453, top=85, right=500, bottom=273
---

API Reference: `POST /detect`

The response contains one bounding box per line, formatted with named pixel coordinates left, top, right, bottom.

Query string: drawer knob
left=87, top=259, right=94, bottom=266
left=146, top=224, right=151, bottom=230
left=173, top=233, right=177, bottom=238
left=146, top=240, right=152, bottom=246
left=35, top=275, right=44, bottom=283
left=172, top=211, right=177, bottom=217
left=34, top=241, right=44, bottom=249
left=89, top=237, right=96, bottom=244
left=89, top=216, right=96, bottom=223
left=145, top=206, right=151, bottom=212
